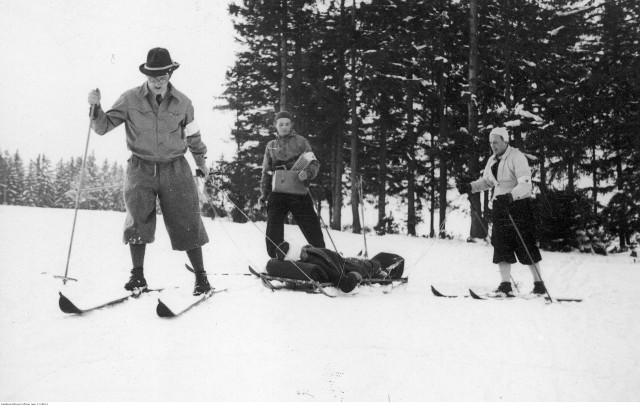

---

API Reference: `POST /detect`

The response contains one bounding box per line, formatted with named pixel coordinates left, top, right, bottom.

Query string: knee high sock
left=498, top=262, right=511, bottom=283
left=529, top=263, right=542, bottom=282
left=187, top=247, right=205, bottom=273
left=130, top=244, right=146, bottom=270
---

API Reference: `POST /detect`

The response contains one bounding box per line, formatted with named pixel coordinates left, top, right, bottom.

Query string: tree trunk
left=292, top=1, right=304, bottom=133
left=279, top=0, right=288, bottom=111
left=430, top=148, right=436, bottom=238
left=567, top=133, right=575, bottom=192
left=377, top=109, right=388, bottom=232
left=438, top=148, right=448, bottom=238
left=468, top=0, right=486, bottom=239
left=349, top=0, right=361, bottom=233
left=592, top=145, right=597, bottom=214
left=502, top=11, right=522, bottom=149
left=406, top=84, right=417, bottom=236
left=331, top=122, right=344, bottom=230
left=615, top=132, right=628, bottom=249
left=330, top=0, right=348, bottom=231
left=437, top=76, right=448, bottom=238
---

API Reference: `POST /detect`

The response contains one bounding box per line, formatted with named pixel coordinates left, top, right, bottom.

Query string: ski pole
left=467, top=194, right=520, bottom=292
left=56, top=104, right=95, bottom=284
left=505, top=208, right=553, bottom=302
left=307, top=190, right=340, bottom=254
left=357, top=174, right=368, bottom=259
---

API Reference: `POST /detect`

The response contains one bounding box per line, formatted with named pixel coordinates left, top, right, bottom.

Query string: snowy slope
left=0, top=205, right=639, bottom=402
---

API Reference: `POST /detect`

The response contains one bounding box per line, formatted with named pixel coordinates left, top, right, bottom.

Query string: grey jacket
left=91, top=83, right=206, bottom=168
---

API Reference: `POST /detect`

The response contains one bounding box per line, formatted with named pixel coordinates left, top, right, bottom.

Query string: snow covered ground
left=1, top=205, right=639, bottom=402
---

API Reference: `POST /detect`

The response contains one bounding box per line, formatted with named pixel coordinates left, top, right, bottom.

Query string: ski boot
left=338, top=271, right=362, bottom=293
left=493, top=281, right=514, bottom=298
left=124, top=267, right=147, bottom=291
left=531, top=281, right=547, bottom=295
left=275, top=241, right=289, bottom=260
left=193, top=270, right=212, bottom=296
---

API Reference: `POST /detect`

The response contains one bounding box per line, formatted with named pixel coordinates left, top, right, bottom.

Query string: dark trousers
left=491, top=198, right=541, bottom=265
left=265, top=192, right=325, bottom=258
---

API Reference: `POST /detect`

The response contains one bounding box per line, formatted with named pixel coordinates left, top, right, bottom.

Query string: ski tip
left=185, top=264, right=195, bottom=273
left=156, top=299, right=176, bottom=318
left=58, top=292, right=83, bottom=314
left=468, top=289, right=486, bottom=300
left=430, top=285, right=444, bottom=297
left=248, top=266, right=261, bottom=278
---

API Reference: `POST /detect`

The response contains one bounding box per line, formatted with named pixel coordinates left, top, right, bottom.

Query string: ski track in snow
left=1, top=205, right=639, bottom=401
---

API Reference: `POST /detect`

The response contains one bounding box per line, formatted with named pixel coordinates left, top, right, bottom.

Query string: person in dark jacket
left=259, top=111, right=325, bottom=259
left=87, top=47, right=212, bottom=295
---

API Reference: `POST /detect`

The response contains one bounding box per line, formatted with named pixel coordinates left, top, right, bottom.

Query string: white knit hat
left=489, top=127, right=510, bottom=142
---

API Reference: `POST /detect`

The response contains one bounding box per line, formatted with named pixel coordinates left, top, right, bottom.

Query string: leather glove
left=88, top=88, right=101, bottom=118
left=196, top=162, right=209, bottom=178
left=258, top=194, right=268, bottom=215
left=456, top=182, right=472, bottom=195
left=493, top=193, right=514, bottom=217
left=495, top=193, right=514, bottom=206
left=298, top=168, right=315, bottom=181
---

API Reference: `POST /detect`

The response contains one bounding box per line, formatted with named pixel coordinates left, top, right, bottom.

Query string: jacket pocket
left=163, top=111, right=185, bottom=134
left=128, top=107, right=155, bottom=130
left=160, top=111, right=187, bottom=155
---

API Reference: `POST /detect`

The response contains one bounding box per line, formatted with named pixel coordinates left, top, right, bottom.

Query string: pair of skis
left=248, top=266, right=408, bottom=297
left=430, top=285, right=582, bottom=303
left=58, top=265, right=225, bottom=318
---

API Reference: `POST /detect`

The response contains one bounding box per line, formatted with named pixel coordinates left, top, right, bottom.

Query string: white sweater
left=470, top=146, right=532, bottom=201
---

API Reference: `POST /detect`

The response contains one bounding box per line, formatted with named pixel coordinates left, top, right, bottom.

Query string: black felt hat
left=139, top=47, right=180, bottom=77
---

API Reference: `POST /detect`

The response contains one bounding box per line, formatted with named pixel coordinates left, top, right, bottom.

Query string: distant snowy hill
left=0, top=205, right=638, bottom=401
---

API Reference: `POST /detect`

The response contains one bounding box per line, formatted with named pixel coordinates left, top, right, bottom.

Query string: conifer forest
left=2, top=0, right=639, bottom=252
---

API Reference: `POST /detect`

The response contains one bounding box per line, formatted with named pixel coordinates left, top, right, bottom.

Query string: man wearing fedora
left=87, top=47, right=212, bottom=295
left=456, top=127, right=547, bottom=297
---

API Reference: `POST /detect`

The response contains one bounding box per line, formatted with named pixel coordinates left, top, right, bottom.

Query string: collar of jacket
left=490, top=145, right=514, bottom=165
left=276, top=130, right=298, bottom=140
left=138, top=82, right=185, bottom=103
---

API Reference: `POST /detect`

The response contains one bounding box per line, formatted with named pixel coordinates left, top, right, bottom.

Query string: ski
left=155, top=264, right=228, bottom=317
left=468, top=289, right=526, bottom=300
left=248, top=265, right=280, bottom=291
left=468, top=289, right=582, bottom=303
left=58, top=287, right=160, bottom=315
left=248, top=266, right=335, bottom=296
left=361, top=277, right=408, bottom=294
left=431, top=285, right=468, bottom=298
left=431, top=286, right=582, bottom=303
left=156, top=288, right=227, bottom=318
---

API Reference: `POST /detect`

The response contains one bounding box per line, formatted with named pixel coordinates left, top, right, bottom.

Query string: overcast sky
left=0, top=0, right=238, bottom=166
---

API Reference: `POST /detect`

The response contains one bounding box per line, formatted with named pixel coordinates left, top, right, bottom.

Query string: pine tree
left=38, top=155, right=55, bottom=207
left=7, top=151, right=25, bottom=205
left=53, top=158, right=73, bottom=208
left=0, top=150, right=9, bottom=205
left=23, top=157, right=39, bottom=207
